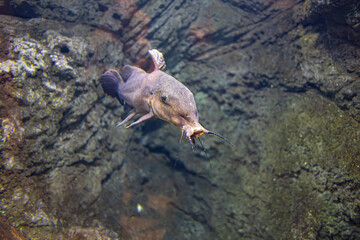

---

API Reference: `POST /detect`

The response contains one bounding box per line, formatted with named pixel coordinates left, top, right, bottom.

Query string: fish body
left=100, top=49, right=228, bottom=146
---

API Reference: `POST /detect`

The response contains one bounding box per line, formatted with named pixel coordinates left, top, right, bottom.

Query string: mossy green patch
left=262, top=91, right=360, bottom=239
left=264, top=91, right=360, bottom=178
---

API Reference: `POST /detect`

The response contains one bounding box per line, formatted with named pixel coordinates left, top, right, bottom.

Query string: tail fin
left=100, top=69, right=124, bottom=104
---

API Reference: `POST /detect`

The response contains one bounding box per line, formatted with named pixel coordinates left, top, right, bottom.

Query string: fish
left=100, top=49, right=229, bottom=149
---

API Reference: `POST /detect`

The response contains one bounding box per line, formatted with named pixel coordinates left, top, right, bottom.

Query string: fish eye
left=180, top=114, right=189, bottom=120
left=161, top=95, right=167, bottom=103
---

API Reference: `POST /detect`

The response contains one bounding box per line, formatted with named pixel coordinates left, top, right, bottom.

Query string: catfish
left=100, top=49, right=230, bottom=149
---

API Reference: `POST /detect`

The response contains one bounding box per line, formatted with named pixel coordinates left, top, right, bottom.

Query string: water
left=0, top=0, right=359, bottom=239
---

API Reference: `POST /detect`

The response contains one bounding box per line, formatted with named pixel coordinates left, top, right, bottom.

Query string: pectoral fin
left=117, top=112, right=137, bottom=127
left=126, top=112, right=154, bottom=128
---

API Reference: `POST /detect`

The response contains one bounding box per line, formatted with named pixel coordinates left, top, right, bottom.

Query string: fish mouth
left=181, top=123, right=232, bottom=149
left=182, top=123, right=209, bottom=142
left=190, top=129, right=207, bottom=140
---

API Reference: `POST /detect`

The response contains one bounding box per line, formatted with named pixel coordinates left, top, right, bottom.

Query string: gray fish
left=100, top=49, right=229, bottom=148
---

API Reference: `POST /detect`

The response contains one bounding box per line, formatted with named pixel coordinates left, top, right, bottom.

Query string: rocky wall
left=0, top=0, right=359, bottom=239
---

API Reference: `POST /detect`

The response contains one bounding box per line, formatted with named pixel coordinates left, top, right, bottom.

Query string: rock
left=303, top=0, right=360, bottom=43
left=0, top=0, right=359, bottom=239
left=67, top=227, right=118, bottom=240
left=0, top=214, right=26, bottom=240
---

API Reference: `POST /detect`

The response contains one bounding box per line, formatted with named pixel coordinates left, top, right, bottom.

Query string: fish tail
left=100, top=69, right=124, bottom=104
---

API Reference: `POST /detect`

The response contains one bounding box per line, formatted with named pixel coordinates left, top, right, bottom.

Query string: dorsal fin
left=148, top=49, right=166, bottom=71
left=121, top=65, right=146, bottom=82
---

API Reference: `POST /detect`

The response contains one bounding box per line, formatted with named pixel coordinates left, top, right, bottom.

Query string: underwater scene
left=0, top=0, right=360, bottom=239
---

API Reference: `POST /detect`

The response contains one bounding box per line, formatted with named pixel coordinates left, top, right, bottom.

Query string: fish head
left=149, top=73, right=209, bottom=141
